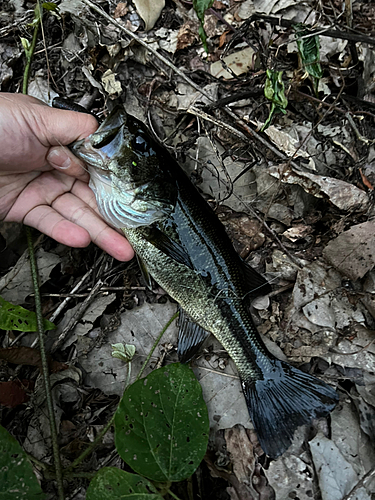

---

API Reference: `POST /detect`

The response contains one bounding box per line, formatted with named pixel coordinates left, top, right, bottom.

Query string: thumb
left=39, top=103, right=99, bottom=146
left=41, top=105, right=98, bottom=181
left=46, top=146, right=91, bottom=182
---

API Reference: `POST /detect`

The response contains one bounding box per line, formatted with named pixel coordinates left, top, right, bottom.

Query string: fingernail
left=47, top=149, right=72, bottom=170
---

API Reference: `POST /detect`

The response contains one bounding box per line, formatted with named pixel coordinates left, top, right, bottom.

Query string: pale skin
left=0, top=93, right=134, bottom=261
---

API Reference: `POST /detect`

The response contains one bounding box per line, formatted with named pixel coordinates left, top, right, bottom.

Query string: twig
left=196, top=365, right=239, bottom=379
left=342, top=466, right=375, bottom=500
left=49, top=254, right=105, bottom=324
left=50, top=278, right=104, bottom=353
left=249, top=13, right=375, bottom=47
left=187, top=106, right=303, bottom=171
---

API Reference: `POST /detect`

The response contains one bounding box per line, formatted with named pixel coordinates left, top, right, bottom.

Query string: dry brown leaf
left=0, top=380, right=32, bottom=408
left=176, top=21, right=198, bottom=51
left=219, top=30, right=230, bottom=48
left=0, top=346, right=68, bottom=373
left=269, top=164, right=369, bottom=212
left=114, top=2, right=128, bottom=18
left=323, top=221, right=375, bottom=280
left=359, top=167, right=374, bottom=190
left=225, top=425, right=256, bottom=483
left=133, top=0, right=165, bottom=30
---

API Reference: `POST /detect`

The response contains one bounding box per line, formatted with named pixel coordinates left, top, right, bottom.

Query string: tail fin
left=241, top=359, right=338, bottom=458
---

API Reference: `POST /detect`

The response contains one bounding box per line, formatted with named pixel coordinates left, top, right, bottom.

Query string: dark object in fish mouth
left=58, top=99, right=339, bottom=458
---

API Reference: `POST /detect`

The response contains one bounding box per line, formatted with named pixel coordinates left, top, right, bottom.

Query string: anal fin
left=177, top=309, right=210, bottom=363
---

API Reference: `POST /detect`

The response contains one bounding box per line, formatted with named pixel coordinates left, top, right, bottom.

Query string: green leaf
left=262, top=69, right=288, bottom=131
left=87, top=468, right=163, bottom=500
left=20, top=37, right=31, bottom=53
left=0, top=296, right=55, bottom=332
left=294, top=24, right=323, bottom=94
left=192, top=0, right=214, bottom=52
left=115, top=363, right=209, bottom=482
left=42, top=2, right=58, bottom=10
left=0, top=424, right=45, bottom=499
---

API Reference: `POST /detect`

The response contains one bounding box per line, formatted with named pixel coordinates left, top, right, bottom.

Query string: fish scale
left=65, top=103, right=339, bottom=458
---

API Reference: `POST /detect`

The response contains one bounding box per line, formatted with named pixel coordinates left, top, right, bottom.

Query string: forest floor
left=1, top=0, right=375, bottom=499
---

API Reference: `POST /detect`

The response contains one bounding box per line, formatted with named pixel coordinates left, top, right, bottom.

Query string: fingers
left=51, top=189, right=134, bottom=261
left=23, top=205, right=92, bottom=248
left=4, top=170, right=134, bottom=261
left=4, top=170, right=75, bottom=223
left=23, top=197, right=134, bottom=261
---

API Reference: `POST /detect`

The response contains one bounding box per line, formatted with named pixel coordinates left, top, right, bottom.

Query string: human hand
left=0, top=93, right=134, bottom=261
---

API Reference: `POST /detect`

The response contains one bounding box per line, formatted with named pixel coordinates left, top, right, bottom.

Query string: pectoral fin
left=141, top=227, right=193, bottom=269
left=177, top=308, right=210, bottom=363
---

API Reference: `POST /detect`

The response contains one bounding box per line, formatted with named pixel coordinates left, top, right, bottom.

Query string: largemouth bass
left=69, top=105, right=338, bottom=458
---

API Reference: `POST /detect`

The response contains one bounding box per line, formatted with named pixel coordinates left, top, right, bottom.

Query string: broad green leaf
left=87, top=468, right=163, bottom=500
left=0, top=296, right=55, bottom=332
left=0, top=424, right=45, bottom=499
left=42, top=2, right=58, bottom=10
left=115, top=363, right=209, bottom=482
left=262, top=69, right=288, bottom=131
left=193, top=0, right=214, bottom=52
left=294, top=24, right=323, bottom=94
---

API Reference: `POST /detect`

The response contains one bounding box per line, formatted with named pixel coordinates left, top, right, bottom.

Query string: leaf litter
left=2, top=0, right=375, bottom=497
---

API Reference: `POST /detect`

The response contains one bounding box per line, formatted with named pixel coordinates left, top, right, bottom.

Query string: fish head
left=69, top=107, right=176, bottom=229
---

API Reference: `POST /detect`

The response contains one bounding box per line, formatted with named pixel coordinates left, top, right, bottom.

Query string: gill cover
left=69, top=107, right=177, bottom=229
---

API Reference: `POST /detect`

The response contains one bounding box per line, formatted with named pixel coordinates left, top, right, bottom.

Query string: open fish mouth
left=68, top=107, right=176, bottom=229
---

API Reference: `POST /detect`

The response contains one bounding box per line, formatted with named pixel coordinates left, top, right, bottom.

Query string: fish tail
left=240, top=359, right=338, bottom=458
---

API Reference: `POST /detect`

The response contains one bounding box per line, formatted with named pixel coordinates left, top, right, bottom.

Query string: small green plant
left=0, top=424, right=45, bottom=499
left=193, top=0, right=215, bottom=52
left=87, top=363, right=209, bottom=497
left=294, top=24, right=323, bottom=95
left=262, top=69, right=288, bottom=131
left=0, top=296, right=55, bottom=332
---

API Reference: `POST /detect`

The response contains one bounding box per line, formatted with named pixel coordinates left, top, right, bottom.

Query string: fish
left=69, top=105, right=338, bottom=458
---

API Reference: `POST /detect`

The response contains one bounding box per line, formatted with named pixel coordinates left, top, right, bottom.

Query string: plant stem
left=22, top=15, right=40, bottom=94
left=64, top=311, right=179, bottom=473
left=64, top=414, right=115, bottom=474
left=167, top=489, right=183, bottom=500
left=22, top=3, right=65, bottom=498
left=26, top=228, right=65, bottom=499
left=136, top=311, right=179, bottom=382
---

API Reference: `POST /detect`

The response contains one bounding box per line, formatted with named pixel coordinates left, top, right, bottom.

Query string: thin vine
left=21, top=2, right=65, bottom=498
